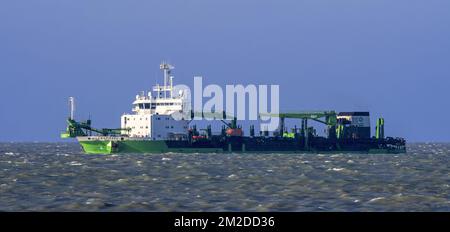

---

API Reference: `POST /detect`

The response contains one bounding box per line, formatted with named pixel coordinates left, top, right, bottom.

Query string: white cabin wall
left=121, top=114, right=151, bottom=137
left=150, top=115, right=189, bottom=140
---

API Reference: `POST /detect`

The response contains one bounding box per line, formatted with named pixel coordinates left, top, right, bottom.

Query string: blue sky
left=0, top=0, right=449, bottom=142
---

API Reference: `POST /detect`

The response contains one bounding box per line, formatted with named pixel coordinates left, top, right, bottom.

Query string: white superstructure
left=121, top=62, right=190, bottom=140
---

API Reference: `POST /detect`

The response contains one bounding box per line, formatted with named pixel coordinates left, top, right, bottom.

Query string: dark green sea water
left=0, top=143, right=448, bottom=211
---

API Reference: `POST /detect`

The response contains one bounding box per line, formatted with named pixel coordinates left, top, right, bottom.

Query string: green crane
left=61, top=118, right=130, bottom=138
left=60, top=97, right=130, bottom=138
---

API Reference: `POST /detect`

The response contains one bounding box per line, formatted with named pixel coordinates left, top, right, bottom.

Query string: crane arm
left=259, top=111, right=337, bottom=126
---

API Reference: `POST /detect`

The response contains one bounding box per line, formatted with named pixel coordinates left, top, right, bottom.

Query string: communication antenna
left=68, top=97, right=75, bottom=120
left=170, top=76, right=174, bottom=98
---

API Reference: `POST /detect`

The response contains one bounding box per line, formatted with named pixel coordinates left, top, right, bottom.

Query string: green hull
left=78, top=139, right=222, bottom=154
left=79, top=140, right=113, bottom=154
left=78, top=138, right=405, bottom=154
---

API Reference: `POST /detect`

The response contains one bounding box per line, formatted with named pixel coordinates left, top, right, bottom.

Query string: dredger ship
left=61, top=62, right=406, bottom=154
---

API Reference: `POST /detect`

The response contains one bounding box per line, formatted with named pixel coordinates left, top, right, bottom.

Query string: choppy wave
left=0, top=142, right=449, bottom=211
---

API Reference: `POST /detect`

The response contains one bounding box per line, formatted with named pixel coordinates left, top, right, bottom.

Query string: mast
left=170, top=76, right=174, bottom=98
left=159, top=62, right=174, bottom=99
left=68, top=97, right=75, bottom=120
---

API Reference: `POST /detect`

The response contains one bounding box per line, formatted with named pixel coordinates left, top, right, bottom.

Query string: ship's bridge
left=120, top=62, right=190, bottom=139
left=131, top=93, right=184, bottom=115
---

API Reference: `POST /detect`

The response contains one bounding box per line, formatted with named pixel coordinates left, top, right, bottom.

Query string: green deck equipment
left=260, top=111, right=338, bottom=149
left=376, top=118, right=385, bottom=139
left=61, top=118, right=130, bottom=138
